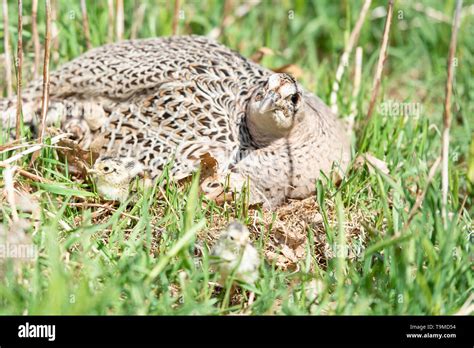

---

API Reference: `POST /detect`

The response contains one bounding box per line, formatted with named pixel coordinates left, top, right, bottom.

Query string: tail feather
left=1, top=97, right=40, bottom=128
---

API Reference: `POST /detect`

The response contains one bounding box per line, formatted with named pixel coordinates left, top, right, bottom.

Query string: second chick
left=211, top=221, right=260, bottom=286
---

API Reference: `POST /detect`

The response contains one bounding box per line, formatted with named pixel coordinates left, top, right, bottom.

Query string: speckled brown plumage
left=1, top=35, right=350, bottom=208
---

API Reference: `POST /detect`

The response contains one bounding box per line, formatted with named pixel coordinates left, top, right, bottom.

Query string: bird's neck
left=245, top=115, right=314, bottom=148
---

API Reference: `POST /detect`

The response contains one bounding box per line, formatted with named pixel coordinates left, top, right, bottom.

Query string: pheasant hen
left=1, top=35, right=350, bottom=208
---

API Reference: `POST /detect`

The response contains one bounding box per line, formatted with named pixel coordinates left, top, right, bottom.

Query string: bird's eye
left=291, top=93, right=300, bottom=105
left=103, top=166, right=110, bottom=172
left=229, top=235, right=235, bottom=241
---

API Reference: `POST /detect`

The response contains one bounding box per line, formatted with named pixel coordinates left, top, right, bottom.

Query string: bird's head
left=223, top=221, right=251, bottom=248
left=88, top=157, right=142, bottom=185
left=248, top=73, right=304, bottom=141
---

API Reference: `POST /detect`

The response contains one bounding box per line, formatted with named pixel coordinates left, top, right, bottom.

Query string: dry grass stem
left=32, top=0, right=40, bottom=78
left=15, top=0, right=23, bottom=141
left=0, top=139, right=22, bottom=152
left=131, top=3, right=147, bottom=39
left=50, top=0, right=59, bottom=64
left=107, top=0, right=114, bottom=43
left=38, top=0, right=52, bottom=143
left=3, top=165, right=19, bottom=222
left=2, top=0, right=12, bottom=97
left=441, top=0, right=462, bottom=226
left=0, top=133, right=71, bottom=166
left=0, top=139, right=62, bottom=154
left=0, top=163, right=50, bottom=183
left=172, top=0, right=180, bottom=35
left=80, top=0, right=92, bottom=50
left=330, top=0, right=372, bottom=114
left=365, top=0, right=395, bottom=123
left=347, top=46, right=363, bottom=132
left=116, top=0, right=124, bottom=41
left=218, top=0, right=233, bottom=39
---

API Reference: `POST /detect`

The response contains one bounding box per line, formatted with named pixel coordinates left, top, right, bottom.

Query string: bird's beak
left=236, top=236, right=248, bottom=247
left=259, top=90, right=278, bottom=114
left=87, top=168, right=99, bottom=175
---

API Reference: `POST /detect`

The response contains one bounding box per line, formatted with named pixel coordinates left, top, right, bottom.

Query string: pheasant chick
left=211, top=221, right=260, bottom=285
left=89, top=157, right=144, bottom=202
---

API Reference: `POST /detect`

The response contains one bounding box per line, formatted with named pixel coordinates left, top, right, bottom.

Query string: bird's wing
left=22, top=36, right=254, bottom=102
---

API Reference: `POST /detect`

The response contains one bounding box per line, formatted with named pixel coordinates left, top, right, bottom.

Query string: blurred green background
left=0, top=1, right=472, bottom=315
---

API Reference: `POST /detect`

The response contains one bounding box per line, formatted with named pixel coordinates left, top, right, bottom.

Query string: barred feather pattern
left=0, top=35, right=350, bottom=208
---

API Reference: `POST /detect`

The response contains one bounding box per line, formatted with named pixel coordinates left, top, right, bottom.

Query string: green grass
left=0, top=0, right=472, bottom=315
